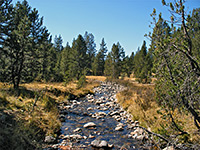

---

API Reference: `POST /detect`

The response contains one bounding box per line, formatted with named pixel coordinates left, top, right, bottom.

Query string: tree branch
left=173, top=44, right=200, bottom=76
left=135, top=125, right=169, bottom=143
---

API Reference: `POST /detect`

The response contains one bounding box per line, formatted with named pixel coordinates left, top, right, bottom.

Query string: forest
left=0, top=0, right=200, bottom=149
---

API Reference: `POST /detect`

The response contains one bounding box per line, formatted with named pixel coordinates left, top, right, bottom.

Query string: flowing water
left=55, top=83, right=143, bottom=149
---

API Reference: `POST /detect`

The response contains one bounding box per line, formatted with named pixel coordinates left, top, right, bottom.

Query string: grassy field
left=0, top=77, right=100, bottom=149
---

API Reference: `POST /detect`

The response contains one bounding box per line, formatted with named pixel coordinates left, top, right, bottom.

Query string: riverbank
left=46, top=81, right=152, bottom=149
left=113, top=79, right=200, bottom=149
left=0, top=78, right=100, bottom=149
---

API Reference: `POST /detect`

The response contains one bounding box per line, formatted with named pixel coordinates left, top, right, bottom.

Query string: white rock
left=98, top=112, right=107, bottom=116
left=91, top=140, right=109, bottom=148
left=73, top=128, right=81, bottom=132
left=91, top=140, right=100, bottom=147
left=115, top=126, right=124, bottom=131
left=99, top=140, right=108, bottom=147
left=44, top=136, right=55, bottom=143
left=87, top=107, right=93, bottom=111
left=163, top=146, right=175, bottom=150
left=83, top=122, right=96, bottom=128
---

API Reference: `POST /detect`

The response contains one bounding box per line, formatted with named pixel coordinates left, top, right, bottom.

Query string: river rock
left=63, top=134, right=83, bottom=140
left=132, top=127, right=144, bottom=135
left=163, top=146, right=175, bottom=150
left=115, top=125, right=124, bottom=131
left=95, top=100, right=103, bottom=105
left=64, top=105, right=71, bottom=109
left=87, top=107, right=93, bottom=111
left=98, top=112, right=107, bottom=116
left=91, top=140, right=109, bottom=148
left=73, top=128, right=81, bottom=132
left=91, top=139, right=100, bottom=147
left=88, top=99, right=94, bottom=103
left=83, top=122, right=96, bottom=128
left=109, top=111, right=120, bottom=116
left=99, top=140, right=108, bottom=147
left=44, top=136, right=56, bottom=143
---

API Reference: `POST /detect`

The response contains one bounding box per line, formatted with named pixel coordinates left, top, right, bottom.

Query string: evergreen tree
left=37, top=32, right=54, bottom=81
left=133, top=41, right=152, bottom=83
left=92, top=38, right=108, bottom=75
left=150, top=0, right=200, bottom=132
left=84, top=31, right=96, bottom=72
left=104, top=52, right=113, bottom=76
left=0, top=0, right=50, bottom=88
left=0, top=0, right=13, bottom=81
left=128, top=52, right=135, bottom=76
left=53, top=35, right=64, bottom=81
left=66, top=34, right=88, bottom=82
left=121, top=55, right=133, bottom=78
left=110, top=42, right=125, bottom=79
left=60, top=42, right=71, bottom=77
left=54, top=34, right=63, bottom=52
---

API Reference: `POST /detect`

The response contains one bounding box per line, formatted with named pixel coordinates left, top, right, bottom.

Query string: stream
left=47, top=82, right=148, bottom=150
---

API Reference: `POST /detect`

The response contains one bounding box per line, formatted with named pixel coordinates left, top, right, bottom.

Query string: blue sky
left=12, top=0, right=199, bottom=55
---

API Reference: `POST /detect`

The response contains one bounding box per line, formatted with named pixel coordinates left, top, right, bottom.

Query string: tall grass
left=113, top=78, right=200, bottom=145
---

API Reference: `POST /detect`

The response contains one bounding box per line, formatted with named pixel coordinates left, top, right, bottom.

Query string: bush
left=77, top=75, right=86, bottom=89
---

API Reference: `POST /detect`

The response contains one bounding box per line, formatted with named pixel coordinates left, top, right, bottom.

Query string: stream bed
left=47, top=82, right=148, bottom=150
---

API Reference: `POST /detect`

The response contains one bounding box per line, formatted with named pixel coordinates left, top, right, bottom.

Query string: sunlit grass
left=115, top=79, right=199, bottom=144
left=0, top=77, right=100, bottom=148
left=86, top=75, right=107, bottom=82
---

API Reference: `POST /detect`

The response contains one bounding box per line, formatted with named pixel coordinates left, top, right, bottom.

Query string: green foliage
left=149, top=0, right=200, bottom=137
left=92, top=38, right=108, bottom=76
left=77, top=75, right=87, bottom=89
left=65, top=34, right=88, bottom=82
left=42, top=95, right=56, bottom=112
left=0, top=0, right=53, bottom=87
left=133, top=41, right=153, bottom=83
left=104, top=52, right=113, bottom=76
left=84, top=31, right=96, bottom=72
left=104, top=42, right=125, bottom=79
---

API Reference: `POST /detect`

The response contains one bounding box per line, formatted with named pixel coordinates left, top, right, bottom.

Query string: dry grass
left=86, top=76, right=107, bottom=82
left=115, top=79, right=199, bottom=144
left=0, top=78, right=100, bottom=149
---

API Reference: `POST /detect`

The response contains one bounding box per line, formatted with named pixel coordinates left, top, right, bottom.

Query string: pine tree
left=92, top=38, right=108, bottom=75
left=104, top=52, right=113, bottom=77
left=37, top=32, right=53, bottom=81
left=60, top=43, right=71, bottom=77
left=110, top=42, right=125, bottom=79
left=53, top=35, right=64, bottom=81
left=66, top=34, right=88, bottom=82
left=84, top=31, right=96, bottom=72
left=0, top=0, right=13, bottom=81
left=133, top=41, right=152, bottom=83
left=1, top=0, right=51, bottom=88
left=150, top=0, right=200, bottom=132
